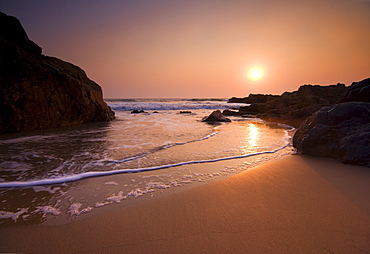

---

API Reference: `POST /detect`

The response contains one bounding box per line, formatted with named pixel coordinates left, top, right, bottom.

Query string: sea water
left=0, top=98, right=294, bottom=225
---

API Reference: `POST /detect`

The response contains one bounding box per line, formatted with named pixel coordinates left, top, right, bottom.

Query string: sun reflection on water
left=248, top=123, right=259, bottom=147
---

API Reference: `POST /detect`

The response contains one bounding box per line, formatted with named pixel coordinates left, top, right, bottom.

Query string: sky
left=2, top=0, right=370, bottom=98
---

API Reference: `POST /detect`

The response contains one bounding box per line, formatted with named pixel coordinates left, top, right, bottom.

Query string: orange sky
left=2, top=0, right=370, bottom=98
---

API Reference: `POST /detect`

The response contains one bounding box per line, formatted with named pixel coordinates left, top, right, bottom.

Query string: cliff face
left=0, top=12, right=115, bottom=134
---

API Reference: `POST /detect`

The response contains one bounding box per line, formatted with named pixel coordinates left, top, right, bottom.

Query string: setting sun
left=247, top=67, right=265, bottom=81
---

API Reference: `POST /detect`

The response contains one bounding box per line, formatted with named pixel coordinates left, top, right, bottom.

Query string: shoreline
left=0, top=145, right=293, bottom=227
left=1, top=154, right=369, bottom=253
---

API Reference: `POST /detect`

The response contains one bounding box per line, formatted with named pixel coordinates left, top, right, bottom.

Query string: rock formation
left=202, top=110, right=231, bottom=123
left=293, top=78, right=370, bottom=166
left=228, top=94, right=279, bottom=104
left=293, top=102, right=370, bottom=166
left=0, top=12, right=115, bottom=134
left=339, top=77, right=370, bottom=103
left=131, top=110, right=147, bottom=114
left=229, top=77, right=370, bottom=166
left=228, top=83, right=347, bottom=127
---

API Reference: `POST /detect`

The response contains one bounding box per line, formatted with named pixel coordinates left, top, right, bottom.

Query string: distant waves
left=105, top=98, right=244, bottom=112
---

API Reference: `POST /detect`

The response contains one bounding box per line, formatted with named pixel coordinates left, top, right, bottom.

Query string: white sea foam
left=126, top=188, right=146, bottom=198
left=0, top=98, right=297, bottom=225
left=68, top=203, right=82, bottom=216
left=106, top=98, right=245, bottom=112
left=104, top=181, right=118, bottom=186
left=0, top=208, right=28, bottom=221
left=105, top=191, right=126, bottom=203
left=80, top=206, right=93, bottom=214
left=0, top=143, right=289, bottom=188
left=169, top=180, right=182, bottom=187
left=146, top=181, right=170, bottom=189
left=34, top=205, right=61, bottom=216
left=0, top=98, right=293, bottom=189
left=67, top=202, right=93, bottom=216
left=95, top=201, right=112, bottom=208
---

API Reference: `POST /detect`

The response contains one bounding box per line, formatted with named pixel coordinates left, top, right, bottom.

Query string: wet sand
left=0, top=154, right=369, bottom=253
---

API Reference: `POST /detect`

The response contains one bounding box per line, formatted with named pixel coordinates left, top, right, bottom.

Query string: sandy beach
left=0, top=154, right=369, bottom=253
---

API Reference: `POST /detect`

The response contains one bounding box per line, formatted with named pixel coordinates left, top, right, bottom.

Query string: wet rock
left=0, top=12, right=115, bottom=134
left=222, top=109, right=241, bottom=116
left=293, top=102, right=370, bottom=166
left=131, top=110, right=146, bottom=114
left=202, top=110, right=231, bottom=123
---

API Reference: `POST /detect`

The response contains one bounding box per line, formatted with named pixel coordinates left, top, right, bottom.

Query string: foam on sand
left=0, top=155, right=369, bottom=253
left=34, top=206, right=61, bottom=217
left=67, top=203, right=93, bottom=216
left=0, top=208, right=28, bottom=221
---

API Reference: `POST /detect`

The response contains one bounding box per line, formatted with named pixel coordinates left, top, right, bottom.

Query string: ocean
left=0, top=98, right=295, bottom=225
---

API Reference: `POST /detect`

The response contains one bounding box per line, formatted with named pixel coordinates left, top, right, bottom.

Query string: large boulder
left=293, top=102, right=370, bottom=166
left=0, top=12, right=115, bottom=134
left=202, top=110, right=231, bottom=123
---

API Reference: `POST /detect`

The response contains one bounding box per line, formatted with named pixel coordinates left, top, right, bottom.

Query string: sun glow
left=246, top=67, right=265, bottom=81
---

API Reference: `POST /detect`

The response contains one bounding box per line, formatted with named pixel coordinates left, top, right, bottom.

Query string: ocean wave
left=106, top=99, right=245, bottom=112
left=105, top=98, right=228, bottom=102
left=0, top=143, right=289, bottom=188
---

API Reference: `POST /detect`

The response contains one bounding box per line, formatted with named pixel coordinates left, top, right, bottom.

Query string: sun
left=246, top=67, right=265, bottom=81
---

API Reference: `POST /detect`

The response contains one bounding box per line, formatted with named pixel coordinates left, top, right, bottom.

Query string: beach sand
left=0, top=154, right=369, bottom=253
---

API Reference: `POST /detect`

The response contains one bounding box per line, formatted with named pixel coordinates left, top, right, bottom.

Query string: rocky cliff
left=0, top=12, right=115, bottom=134
left=227, top=83, right=347, bottom=127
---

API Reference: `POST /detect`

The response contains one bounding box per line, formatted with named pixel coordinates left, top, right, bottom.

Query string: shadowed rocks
left=0, top=12, right=115, bottom=134
left=293, top=102, right=370, bottom=166
left=229, top=77, right=370, bottom=166
left=339, top=77, right=370, bottom=103
left=202, top=110, right=231, bottom=123
left=293, top=78, right=370, bottom=166
left=229, top=83, right=347, bottom=127
left=131, top=110, right=147, bottom=114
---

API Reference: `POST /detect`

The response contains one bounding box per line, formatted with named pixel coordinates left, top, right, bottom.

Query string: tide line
left=0, top=143, right=289, bottom=188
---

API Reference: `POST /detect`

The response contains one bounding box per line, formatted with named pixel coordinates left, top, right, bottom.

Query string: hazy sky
left=2, top=0, right=370, bottom=98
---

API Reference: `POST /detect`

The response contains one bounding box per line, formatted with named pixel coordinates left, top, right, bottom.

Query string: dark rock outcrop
left=131, top=110, right=147, bottom=114
left=228, top=94, right=279, bottom=104
left=339, top=78, right=370, bottom=103
left=293, top=102, right=370, bottom=166
left=202, top=110, right=231, bottom=123
left=0, top=12, right=115, bottom=134
left=229, top=77, right=370, bottom=166
left=222, top=109, right=241, bottom=116
left=230, top=83, right=347, bottom=127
